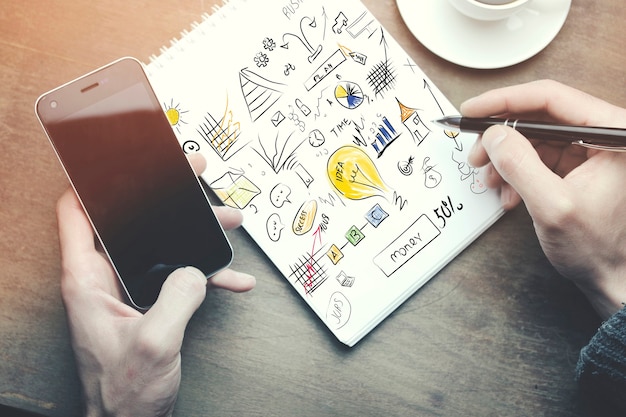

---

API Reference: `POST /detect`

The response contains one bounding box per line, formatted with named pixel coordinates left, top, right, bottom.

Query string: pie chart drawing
left=335, top=82, right=364, bottom=109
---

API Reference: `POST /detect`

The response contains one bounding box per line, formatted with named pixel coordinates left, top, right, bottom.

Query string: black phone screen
left=37, top=58, right=233, bottom=309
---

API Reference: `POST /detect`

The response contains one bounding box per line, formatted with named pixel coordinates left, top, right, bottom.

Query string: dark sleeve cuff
left=576, top=306, right=626, bottom=414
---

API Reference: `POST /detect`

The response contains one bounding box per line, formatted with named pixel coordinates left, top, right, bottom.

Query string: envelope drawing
left=210, top=171, right=261, bottom=209
left=271, top=111, right=285, bottom=127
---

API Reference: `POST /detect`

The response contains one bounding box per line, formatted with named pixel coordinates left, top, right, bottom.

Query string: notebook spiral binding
left=145, top=0, right=247, bottom=76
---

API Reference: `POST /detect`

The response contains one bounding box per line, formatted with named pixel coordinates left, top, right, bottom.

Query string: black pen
left=433, top=116, right=626, bottom=152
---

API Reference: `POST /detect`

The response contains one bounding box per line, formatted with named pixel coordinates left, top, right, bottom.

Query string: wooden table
left=1, top=1, right=624, bottom=416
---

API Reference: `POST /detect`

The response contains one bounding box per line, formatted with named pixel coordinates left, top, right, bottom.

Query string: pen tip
left=431, top=115, right=461, bottom=130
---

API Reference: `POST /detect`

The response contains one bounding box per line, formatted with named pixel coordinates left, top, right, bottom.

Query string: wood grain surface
left=1, top=1, right=624, bottom=416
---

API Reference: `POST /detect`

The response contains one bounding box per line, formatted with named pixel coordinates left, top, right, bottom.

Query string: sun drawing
left=164, top=99, right=188, bottom=133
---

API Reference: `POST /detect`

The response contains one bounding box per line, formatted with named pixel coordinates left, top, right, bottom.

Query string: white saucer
left=396, top=0, right=571, bottom=69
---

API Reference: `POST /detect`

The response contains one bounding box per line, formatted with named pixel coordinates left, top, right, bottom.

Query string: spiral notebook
left=144, top=0, right=504, bottom=346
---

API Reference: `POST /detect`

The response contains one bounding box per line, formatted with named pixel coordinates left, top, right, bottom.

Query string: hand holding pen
left=433, top=116, right=626, bottom=151
left=458, top=80, right=626, bottom=321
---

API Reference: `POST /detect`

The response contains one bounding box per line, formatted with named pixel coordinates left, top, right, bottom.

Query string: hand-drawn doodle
left=423, top=79, right=444, bottom=115
left=318, top=212, right=330, bottom=232
left=434, top=195, right=464, bottom=229
left=335, top=81, right=364, bottom=109
left=451, top=152, right=488, bottom=194
left=370, top=115, right=401, bottom=156
left=304, top=49, right=347, bottom=91
left=330, top=118, right=351, bottom=137
left=182, top=140, right=200, bottom=153
left=333, top=12, right=348, bottom=34
left=271, top=111, right=285, bottom=127
left=404, top=58, right=418, bottom=73
left=164, top=99, right=188, bottom=134
left=262, top=37, right=276, bottom=51
left=293, top=200, right=318, bottom=235
left=294, top=163, right=315, bottom=188
left=290, top=248, right=329, bottom=294
left=340, top=115, right=368, bottom=146
left=281, top=16, right=323, bottom=63
left=270, top=183, right=291, bottom=208
left=345, top=225, right=365, bottom=246
left=392, top=191, right=408, bottom=211
left=397, top=99, right=431, bottom=146
left=253, top=131, right=305, bottom=173
left=267, top=213, right=285, bottom=242
left=315, top=149, right=329, bottom=160
left=308, top=129, right=325, bottom=147
left=287, top=105, right=306, bottom=132
left=327, top=145, right=391, bottom=200
left=254, top=52, right=269, bottom=67
left=338, top=44, right=367, bottom=65
left=423, top=80, right=463, bottom=151
left=282, top=0, right=304, bottom=20
left=239, top=68, right=286, bottom=122
left=335, top=271, right=355, bottom=288
left=373, top=214, right=441, bottom=277
left=313, top=87, right=329, bottom=119
left=345, top=11, right=376, bottom=38
left=365, top=203, right=389, bottom=228
left=326, top=244, right=344, bottom=265
left=303, top=225, right=326, bottom=294
left=295, top=98, right=311, bottom=116
left=421, top=157, right=442, bottom=188
left=471, top=177, right=486, bottom=195
left=284, top=63, right=296, bottom=76
left=210, top=171, right=261, bottom=209
left=398, top=156, right=414, bottom=176
left=367, top=60, right=396, bottom=98
left=320, top=6, right=329, bottom=40
left=318, top=191, right=347, bottom=208
left=367, top=31, right=396, bottom=98
left=197, top=98, right=247, bottom=161
left=444, top=129, right=463, bottom=152
left=326, top=292, right=351, bottom=330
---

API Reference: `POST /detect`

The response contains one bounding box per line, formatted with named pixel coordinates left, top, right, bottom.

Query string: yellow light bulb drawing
left=327, top=146, right=391, bottom=200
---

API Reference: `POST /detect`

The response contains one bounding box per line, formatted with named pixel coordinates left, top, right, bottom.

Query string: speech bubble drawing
left=270, top=183, right=292, bottom=208
left=266, top=213, right=285, bottom=242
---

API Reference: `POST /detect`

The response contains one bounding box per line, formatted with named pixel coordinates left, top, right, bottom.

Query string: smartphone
left=36, top=57, right=233, bottom=310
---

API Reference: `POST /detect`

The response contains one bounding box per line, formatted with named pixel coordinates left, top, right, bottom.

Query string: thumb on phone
left=140, top=266, right=208, bottom=348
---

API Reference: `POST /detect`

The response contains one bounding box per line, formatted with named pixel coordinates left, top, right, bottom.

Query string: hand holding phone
left=55, top=180, right=255, bottom=417
left=36, top=57, right=234, bottom=309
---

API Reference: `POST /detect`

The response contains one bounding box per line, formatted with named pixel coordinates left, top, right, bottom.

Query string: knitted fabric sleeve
left=576, top=306, right=626, bottom=413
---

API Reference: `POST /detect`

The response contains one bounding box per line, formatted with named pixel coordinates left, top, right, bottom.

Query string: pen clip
left=572, top=140, right=626, bottom=153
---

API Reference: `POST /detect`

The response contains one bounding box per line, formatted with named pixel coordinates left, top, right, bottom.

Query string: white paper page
left=146, top=0, right=504, bottom=346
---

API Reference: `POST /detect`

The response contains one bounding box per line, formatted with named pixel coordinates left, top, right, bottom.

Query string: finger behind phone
left=187, top=153, right=207, bottom=176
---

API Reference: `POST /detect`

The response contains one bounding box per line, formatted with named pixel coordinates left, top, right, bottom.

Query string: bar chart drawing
left=370, top=115, right=401, bottom=156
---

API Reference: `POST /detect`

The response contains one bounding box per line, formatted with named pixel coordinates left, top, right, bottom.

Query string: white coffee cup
left=447, top=0, right=531, bottom=21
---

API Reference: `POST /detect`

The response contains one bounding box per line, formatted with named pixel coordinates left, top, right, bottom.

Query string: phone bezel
left=35, top=57, right=234, bottom=310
